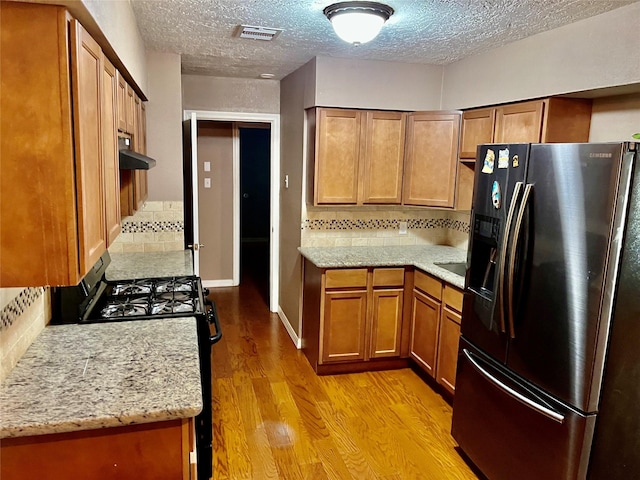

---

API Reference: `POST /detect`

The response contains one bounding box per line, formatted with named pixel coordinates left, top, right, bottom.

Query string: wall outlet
left=204, top=178, right=211, bottom=189
left=399, top=221, right=408, bottom=235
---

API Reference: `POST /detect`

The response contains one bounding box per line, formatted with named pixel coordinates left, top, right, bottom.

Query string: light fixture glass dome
left=323, top=2, right=394, bottom=45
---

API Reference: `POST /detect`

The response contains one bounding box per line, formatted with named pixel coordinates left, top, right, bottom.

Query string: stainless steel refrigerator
left=451, top=142, right=639, bottom=480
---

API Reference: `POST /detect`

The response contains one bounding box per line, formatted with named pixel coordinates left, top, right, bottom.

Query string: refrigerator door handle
left=498, top=181, right=524, bottom=334
left=463, top=349, right=565, bottom=424
left=507, top=183, right=533, bottom=339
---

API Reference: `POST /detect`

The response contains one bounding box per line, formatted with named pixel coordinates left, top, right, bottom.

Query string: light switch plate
left=204, top=178, right=211, bottom=189
left=204, top=161, right=211, bottom=172
left=399, top=221, right=408, bottom=235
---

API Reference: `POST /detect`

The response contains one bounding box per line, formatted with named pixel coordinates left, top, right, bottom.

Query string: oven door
left=195, top=299, right=222, bottom=480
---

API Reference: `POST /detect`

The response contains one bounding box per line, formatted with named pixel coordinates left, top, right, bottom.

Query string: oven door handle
left=204, top=299, right=223, bottom=345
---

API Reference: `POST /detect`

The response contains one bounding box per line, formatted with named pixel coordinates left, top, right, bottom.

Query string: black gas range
left=52, top=251, right=220, bottom=480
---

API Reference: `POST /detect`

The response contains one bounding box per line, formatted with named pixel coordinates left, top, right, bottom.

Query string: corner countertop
left=0, top=318, right=202, bottom=439
left=106, top=250, right=193, bottom=281
left=298, top=245, right=467, bottom=289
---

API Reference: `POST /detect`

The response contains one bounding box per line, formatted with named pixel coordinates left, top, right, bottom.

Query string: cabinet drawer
left=372, top=268, right=405, bottom=287
left=414, top=270, right=442, bottom=300
left=443, top=285, right=463, bottom=314
left=325, top=269, right=368, bottom=289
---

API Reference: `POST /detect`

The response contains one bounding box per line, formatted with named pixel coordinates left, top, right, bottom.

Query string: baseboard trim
left=202, top=279, right=235, bottom=288
left=277, top=307, right=302, bottom=349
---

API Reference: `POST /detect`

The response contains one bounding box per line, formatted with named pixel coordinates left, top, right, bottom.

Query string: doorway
left=239, top=125, right=271, bottom=303
left=183, top=111, right=280, bottom=313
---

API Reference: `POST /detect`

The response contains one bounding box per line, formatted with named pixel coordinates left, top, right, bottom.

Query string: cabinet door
left=101, top=55, right=121, bottom=246
left=459, top=108, right=495, bottom=159
left=361, top=111, right=406, bottom=204
left=125, top=84, right=135, bottom=134
left=370, top=288, right=404, bottom=358
left=494, top=100, right=544, bottom=143
left=410, top=289, right=441, bottom=377
left=321, top=290, right=368, bottom=363
left=133, top=94, right=146, bottom=210
left=71, top=19, right=106, bottom=275
left=116, top=72, right=127, bottom=132
left=403, top=112, right=460, bottom=208
left=437, top=306, right=462, bottom=396
left=314, top=108, right=362, bottom=205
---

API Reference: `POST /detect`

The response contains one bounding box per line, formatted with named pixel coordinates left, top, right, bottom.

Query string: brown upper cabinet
left=459, top=108, right=496, bottom=159
left=313, top=108, right=406, bottom=205
left=312, top=108, right=460, bottom=208
left=459, top=98, right=592, bottom=163
left=101, top=55, right=122, bottom=246
left=455, top=97, right=592, bottom=210
left=125, top=84, right=136, bottom=134
left=403, top=112, right=461, bottom=208
left=116, top=72, right=128, bottom=132
left=0, top=2, right=118, bottom=286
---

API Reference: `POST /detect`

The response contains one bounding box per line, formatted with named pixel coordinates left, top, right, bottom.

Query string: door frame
left=184, top=109, right=280, bottom=313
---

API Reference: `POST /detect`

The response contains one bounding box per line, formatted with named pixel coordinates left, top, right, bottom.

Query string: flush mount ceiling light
left=323, top=1, right=394, bottom=45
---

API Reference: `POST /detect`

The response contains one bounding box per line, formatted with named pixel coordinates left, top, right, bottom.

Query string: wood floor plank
left=216, top=377, right=252, bottom=479
left=208, top=272, right=480, bottom=480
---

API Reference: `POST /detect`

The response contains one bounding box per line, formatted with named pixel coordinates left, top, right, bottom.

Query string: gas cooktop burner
left=100, top=297, right=150, bottom=318
left=111, top=280, right=153, bottom=296
left=155, top=278, right=195, bottom=293
left=151, top=298, right=197, bottom=315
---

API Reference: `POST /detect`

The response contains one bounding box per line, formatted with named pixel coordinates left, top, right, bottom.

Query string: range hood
left=119, top=149, right=157, bottom=170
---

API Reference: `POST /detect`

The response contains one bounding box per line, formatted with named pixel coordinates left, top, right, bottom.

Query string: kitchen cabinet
left=125, top=83, right=136, bottom=134
left=313, top=108, right=406, bottom=205
left=116, top=72, right=128, bottom=132
left=410, top=269, right=464, bottom=395
left=410, top=270, right=443, bottom=377
left=0, top=2, right=118, bottom=286
left=370, top=268, right=405, bottom=358
left=120, top=91, right=148, bottom=217
left=302, top=261, right=411, bottom=374
left=102, top=55, right=122, bottom=246
left=1, top=418, right=196, bottom=480
left=403, top=112, right=461, bottom=208
left=455, top=98, right=592, bottom=210
left=436, top=285, right=463, bottom=396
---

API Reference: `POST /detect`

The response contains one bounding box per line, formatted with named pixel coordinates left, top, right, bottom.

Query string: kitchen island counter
left=0, top=318, right=202, bottom=439
left=106, top=250, right=193, bottom=281
left=299, top=244, right=467, bottom=289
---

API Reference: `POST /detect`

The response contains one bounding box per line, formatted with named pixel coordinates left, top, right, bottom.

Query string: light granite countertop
left=0, top=318, right=202, bottom=439
left=106, top=250, right=193, bottom=281
left=298, top=245, right=467, bottom=289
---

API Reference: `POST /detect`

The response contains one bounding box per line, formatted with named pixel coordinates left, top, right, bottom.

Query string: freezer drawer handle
left=463, top=349, right=565, bottom=424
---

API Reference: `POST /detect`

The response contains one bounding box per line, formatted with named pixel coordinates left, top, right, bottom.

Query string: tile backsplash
left=109, top=201, right=185, bottom=253
left=0, top=287, right=50, bottom=382
left=302, top=206, right=470, bottom=249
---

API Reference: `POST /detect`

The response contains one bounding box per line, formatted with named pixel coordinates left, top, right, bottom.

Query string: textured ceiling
left=130, top=0, right=638, bottom=80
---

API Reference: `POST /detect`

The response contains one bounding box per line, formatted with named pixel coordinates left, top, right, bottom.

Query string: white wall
left=279, top=59, right=316, bottom=336
left=81, top=0, right=148, bottom=92
left=441, top=2, right=640, bottom=109
left=314, top=56, right=444, bottom=111
left=182, top=75, right=280, bottom=113
left=146, top=51, right=184, bottom=201
left=589, top=93, right=640, bottom=142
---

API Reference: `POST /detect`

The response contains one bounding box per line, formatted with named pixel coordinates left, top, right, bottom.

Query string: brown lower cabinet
left=302, top=261, right=412, bottom=374
left=0, top=419, right=196, bottom=480
left=302, top=261, right=464, bottom=391
left=410, top=270, right=464, bottom=395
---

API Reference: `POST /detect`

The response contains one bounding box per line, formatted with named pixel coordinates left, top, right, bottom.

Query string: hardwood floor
left=207, top=273, right=480, bottom=480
